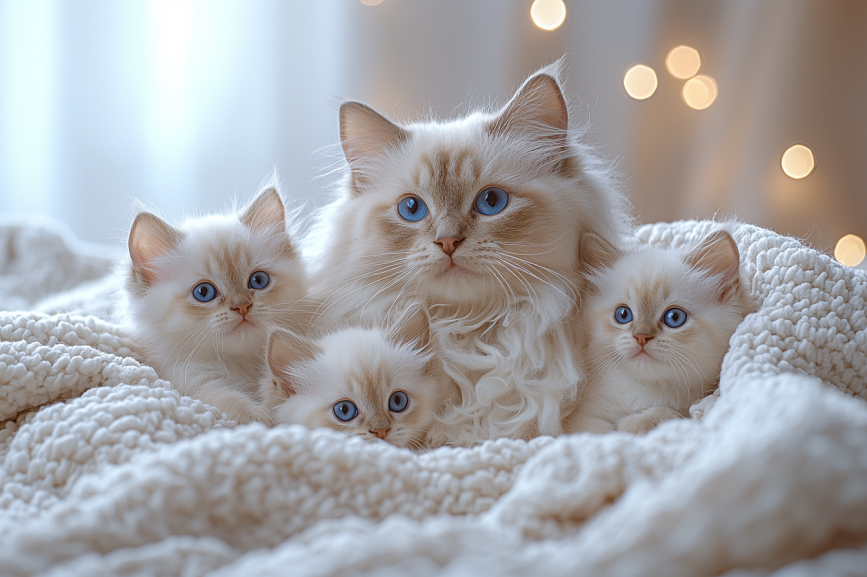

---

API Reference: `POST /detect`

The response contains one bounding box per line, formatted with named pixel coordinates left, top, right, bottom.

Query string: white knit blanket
left=1, top=217, right=866, bottom=577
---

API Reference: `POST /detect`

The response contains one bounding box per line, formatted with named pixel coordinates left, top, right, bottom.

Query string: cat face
left=265, top=308, right=448, bottom=450
left=315, top=65, right=626, bottom=311
left=582, top=231, right=744, bottom=389
left=125, top=188, right=307, bottom=364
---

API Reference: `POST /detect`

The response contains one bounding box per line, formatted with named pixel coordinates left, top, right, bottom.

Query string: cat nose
left=370, top=427, right=390, bottom=440
left=434, top=236, right=464, bottom=257
left=634, top=334, right=653, bottom=346
left=232, top=302, right=252, bottom=316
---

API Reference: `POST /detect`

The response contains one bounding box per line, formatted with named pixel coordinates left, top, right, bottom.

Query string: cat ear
left=241, top=187, right=286, bottom=234
left=580, top=233, right=621, bottom=273
left=489, top=69, right=568, bottom=148
left=340, top=101, right=410, bottom=186
left=267, top=329, right=321, bottom=397
left=392, top=304, right=430, bottom=350
left=684, top=231, right=740, bottom=301
left=128, top=212, right=184, bottom=285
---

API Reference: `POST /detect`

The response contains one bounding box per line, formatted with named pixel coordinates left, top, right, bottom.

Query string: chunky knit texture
left=1, top=218, right=865, bottom=576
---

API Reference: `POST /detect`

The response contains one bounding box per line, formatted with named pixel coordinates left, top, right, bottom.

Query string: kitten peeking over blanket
left=120, top=187, right=307, bottom=424
left=565, top=230, right=750, bottom=435
left=261, top=305, right=453, bottom=450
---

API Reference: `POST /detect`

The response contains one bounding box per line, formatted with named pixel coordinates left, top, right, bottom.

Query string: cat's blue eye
left=192, top=282, right=218, bottom=302
left=388, top=390, right=409, bottom=413
left=333, top=400, right=358, bottom=422
left=614, top=306, right=633, bottom=324
left=397, top=196, right=428, bottom=222
left=663, top=307, right=688, bottom=328
left=473, top=187, right=509, bottom=216
left=248, top=270, right=270, bottom=290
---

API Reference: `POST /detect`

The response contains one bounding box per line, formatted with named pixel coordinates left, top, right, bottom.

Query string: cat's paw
left=618, top=406, right=681, bottom=435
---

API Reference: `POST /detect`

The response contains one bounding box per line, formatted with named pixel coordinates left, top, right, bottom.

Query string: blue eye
left=397, top=196, right=428, bottom=222
left=473, top=187, right=509, bottom=216
left=614, top=306, right=633, bottom=324
left=192, top=282, right=218, bottom=302
left=333, top=400, right=358, bottom=422
left=388, top=391, right=408, bottom=413
left=663, top=307, right=688, bottom=328
left=249, top=270, right=270, bottom=289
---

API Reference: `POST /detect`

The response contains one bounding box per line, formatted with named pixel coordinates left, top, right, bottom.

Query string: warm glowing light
left=623, top=65, right=658, bottom=100
left=666, top=46, right=701, bottom=79
left=531, top=0, right=566, bottom=31
left=360, top=0, right=383, bottom=5
left=683, top=74, right=718, bottom=109
left=835, top=234, right=866, bottom=267
left=781, top=144, right=815, bottom=179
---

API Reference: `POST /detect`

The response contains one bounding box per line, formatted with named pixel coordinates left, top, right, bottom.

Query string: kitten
left=565, top=230, right=748, bottom=435
left=121, top=187, right=308, bottom=424
left=305, top=61, right=631, bottom=446
left=261, top=305, right=452, bottom=450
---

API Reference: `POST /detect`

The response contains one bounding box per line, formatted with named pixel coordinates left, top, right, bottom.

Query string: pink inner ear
left=267, top=330, right=321, bottom=397
left=685, top=232, right=740, bottom=299
left=339, top=101, right=409, bottom=171
left=491, top=73, right=568, bottom=141
left=242, top=188, right=286, bottom=234
left=128, top=213, right=182, bottom=284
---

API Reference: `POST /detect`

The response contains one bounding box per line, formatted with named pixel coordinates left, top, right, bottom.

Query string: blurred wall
left=0, top=0, right=864, bottom=263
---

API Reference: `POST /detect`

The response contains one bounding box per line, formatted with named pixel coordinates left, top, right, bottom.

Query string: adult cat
left=307, top=63, right=631, bottom=445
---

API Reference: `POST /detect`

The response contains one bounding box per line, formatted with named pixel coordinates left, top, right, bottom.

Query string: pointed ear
left=684, top=231, right=741, bottom=301
left=489, top=72, right=568, bottom=145
left=580, top=233, right=621, bottom=273
left=267, top=329, right=321, bottom=397
left=128, top=212, right=184, bottom=285
left=241, top=187, right=286, bottom=234
left=340, top=101, right=409, bottom=186
left=392, top=304, right=430, bottom=350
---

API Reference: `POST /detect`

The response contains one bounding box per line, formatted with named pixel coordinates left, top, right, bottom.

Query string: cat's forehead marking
left=201, top=235, right=251, bottom=288
left=417, top=147, right=481, bottom=204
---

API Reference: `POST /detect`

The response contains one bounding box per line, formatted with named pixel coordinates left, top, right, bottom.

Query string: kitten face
left=265, top=310, right=449, bottom=450
left=584, top=233, right=744, bottom=392
left=125, top=189, right=307, bottom=367
left=315, top=69, right=626, bottom=311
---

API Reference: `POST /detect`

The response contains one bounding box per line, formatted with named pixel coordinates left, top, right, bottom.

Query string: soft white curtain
left=0, top=0, right=864, bottom=265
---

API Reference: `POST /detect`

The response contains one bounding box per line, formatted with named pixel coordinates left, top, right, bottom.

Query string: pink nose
left=370, top=428, right=390, bottom=440
left=434, top=236, right=463, bottom=257
left=233, top=303, right=252, bottom=316
left=634, top=334, right=653, bottom=346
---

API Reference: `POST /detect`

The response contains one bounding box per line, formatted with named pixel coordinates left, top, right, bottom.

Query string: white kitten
left=261, top=305, right=454, bottom=450
left=121, top=187, right=308, bottom=424
left=565, top=231, right=749, bottom=435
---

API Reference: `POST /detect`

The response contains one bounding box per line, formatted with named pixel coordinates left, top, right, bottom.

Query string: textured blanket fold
left=1, top=217, right=865, bottom=577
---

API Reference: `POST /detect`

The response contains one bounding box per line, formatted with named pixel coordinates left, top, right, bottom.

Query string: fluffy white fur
left=305, top=62, right=632, bottom=446
left=566, top=231, right=750, bottom=434
left=119, top=188, right=308, bottom=424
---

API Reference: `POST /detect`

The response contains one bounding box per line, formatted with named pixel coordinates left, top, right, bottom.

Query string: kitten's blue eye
left=333, top=400, right=358, bottom=422
left=388, top=391, right=408, bottom=413
left=397, top=196, right=428, bottom=222
left=192, top=282, right=218, bottom=302
left=473, top=187, right=509, bottom=216
left=663, top=307, right=688, bottom=328
left=614, top=306, right=633, bottom=324
left=248, top=270, right=270, bottom=290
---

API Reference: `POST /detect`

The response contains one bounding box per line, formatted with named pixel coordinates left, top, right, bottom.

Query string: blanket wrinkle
left=0, top=217, right=866, bottom=576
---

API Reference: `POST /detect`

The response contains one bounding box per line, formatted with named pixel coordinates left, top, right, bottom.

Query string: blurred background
left=1, top=0, right=865, bottom=268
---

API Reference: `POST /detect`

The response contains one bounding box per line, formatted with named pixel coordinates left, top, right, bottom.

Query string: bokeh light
left=360, top=0, right=384, bottom=5
left=666, top=46, right=701, bottom=79
left=683, top=74, right=718, bottom=109
left=623, top=65, right=658, bottom=100
left=530, top=0, right=566, bottom=31
left=781, top=144, right=815, bottom=179
left=834, top=234, right=866, bottom=267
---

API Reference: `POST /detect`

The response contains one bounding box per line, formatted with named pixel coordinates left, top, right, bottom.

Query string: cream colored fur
left=306, top=62, right=631, bottom=446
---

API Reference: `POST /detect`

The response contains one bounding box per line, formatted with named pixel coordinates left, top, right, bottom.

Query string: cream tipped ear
left=267, top=329, right=321, bottom=397
left=580, top=233, right=621, bottom=273
left=489, top=70, right=568, bottom=144
left=392, top=304, right=430, bottom=350
left=241, top=187, right=286, bottom=234
left=128, top=212, right=184, bottom=285
left=340, top=101, right=409, bottom=183
left=685, top=231, right=741, bottom=300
